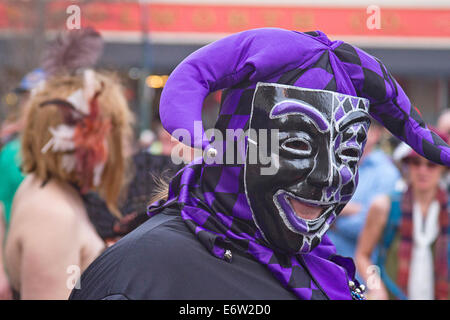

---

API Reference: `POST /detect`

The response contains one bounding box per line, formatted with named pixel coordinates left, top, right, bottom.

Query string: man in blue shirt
left=328, top=121, right=400, bottom=263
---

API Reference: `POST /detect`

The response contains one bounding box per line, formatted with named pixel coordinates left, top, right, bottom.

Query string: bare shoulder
left=370, top=194, right=391, bottom=214
left=10, top=177, right=83, bottom=239
left=366, top=194, right=391, bottom=227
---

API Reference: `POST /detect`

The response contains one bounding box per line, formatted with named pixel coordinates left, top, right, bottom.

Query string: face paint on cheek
left=244, top=83, right=370, bottom=253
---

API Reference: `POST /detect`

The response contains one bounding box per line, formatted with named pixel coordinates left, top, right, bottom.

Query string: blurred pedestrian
left=437, top=110, right=450, bottom=195
left=0, top=68, right=47, bottom=300
left=138, top=129, right=156, bottom=150
left=0, top=69, right=47, bottom=146
left=355, top=130, right=449, bottom=300
left=437, top=109, right=450, bottom=137
left=0, top=69, right=47, bottom=231
left=4, top=28, right=134, bottom=299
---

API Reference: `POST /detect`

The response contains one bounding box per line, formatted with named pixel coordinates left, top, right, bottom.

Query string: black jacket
left=70, top=208, right=327, bottom=300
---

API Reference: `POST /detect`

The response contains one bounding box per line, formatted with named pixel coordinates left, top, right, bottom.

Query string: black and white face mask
left=244, top=83, right=371, bottom=254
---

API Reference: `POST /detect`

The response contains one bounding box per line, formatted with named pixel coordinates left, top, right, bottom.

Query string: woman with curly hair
left=4, top=28, right=133, bottom=299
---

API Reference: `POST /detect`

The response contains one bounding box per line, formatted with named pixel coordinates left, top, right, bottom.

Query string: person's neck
left=412, top=186, right=438, bottom=217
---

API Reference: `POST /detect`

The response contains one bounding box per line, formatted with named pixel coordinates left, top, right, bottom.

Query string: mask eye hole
left=337, top=147, right=361, bottom=164
left=286, top=140, right=309, bottom=151
left=282, top=137, right=312, bottom=156
left=356, top=130, right=367, bottom=144
left=341, top=149, right=359, bottom=158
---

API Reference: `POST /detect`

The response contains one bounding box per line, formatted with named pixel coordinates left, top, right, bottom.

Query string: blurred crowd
left=0, top=28, right=191, bottom=299
left=0, top=27, right=448, bottom=300
left=329, top=114, right=450, bottom=300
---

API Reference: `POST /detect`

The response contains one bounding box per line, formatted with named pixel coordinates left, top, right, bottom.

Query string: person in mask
left=70, top=28, right=450, bottom=300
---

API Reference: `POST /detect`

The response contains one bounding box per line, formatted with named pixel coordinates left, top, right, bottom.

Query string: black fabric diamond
left=268, top=252, right=292, bottom=269
left=215, top=114, right=233, bottom=133
left=376, top=110, right=406, bottom=140
left=234, top=89, right=255, bottom=115
left=277, top=68, right=307, bottom=85
left=311, top=288, right=327, bottom=300
left=220, top=88, right=231, bottom=106
left=211, top=192, right=239, bottom=216
left=304, top=31, right=319, bottom=37
left=422, top=139, right=442, bottom=163
left=202, top=165, right=224, bottom=191
left=410, top=105, right=426, bottom=128
left=288, top=265, right=311, bottom=289
left=431, top=131, right=448, bottom=147
left=324, top=77, right=337, bottom=91
left=312, top=51, right=333, bottom=74
left=202, top=214, right=229, bottom=233
left=333, top=43, right=361, bottom=66
left=230, top=237, right=250, bottom=253
left=229, top=215, right=258, bottom=237
left=362, top=67, right=386, bottom=102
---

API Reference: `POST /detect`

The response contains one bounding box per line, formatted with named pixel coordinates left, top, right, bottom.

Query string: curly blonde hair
left=21, top=71, right=134, bottom=217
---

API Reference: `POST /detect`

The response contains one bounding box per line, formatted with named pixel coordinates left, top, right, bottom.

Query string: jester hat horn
left=160, top=28, right=450, bottom=165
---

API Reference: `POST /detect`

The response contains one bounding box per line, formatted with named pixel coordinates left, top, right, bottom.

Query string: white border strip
left=102, top=31, right=450, bottom=49
left=1, top=29, right=449, bottom=49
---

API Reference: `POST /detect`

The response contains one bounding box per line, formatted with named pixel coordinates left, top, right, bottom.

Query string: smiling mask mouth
left=272, top=190, right=336, bottom=235
left=288, top=197, right=324, bottom=221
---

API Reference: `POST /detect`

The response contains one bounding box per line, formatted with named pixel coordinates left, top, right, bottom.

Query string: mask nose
left=306, top=147, right=338, bottom=189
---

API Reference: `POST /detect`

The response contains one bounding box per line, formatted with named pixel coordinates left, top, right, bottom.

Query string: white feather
left=41, top=124, right=76, bottom=154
